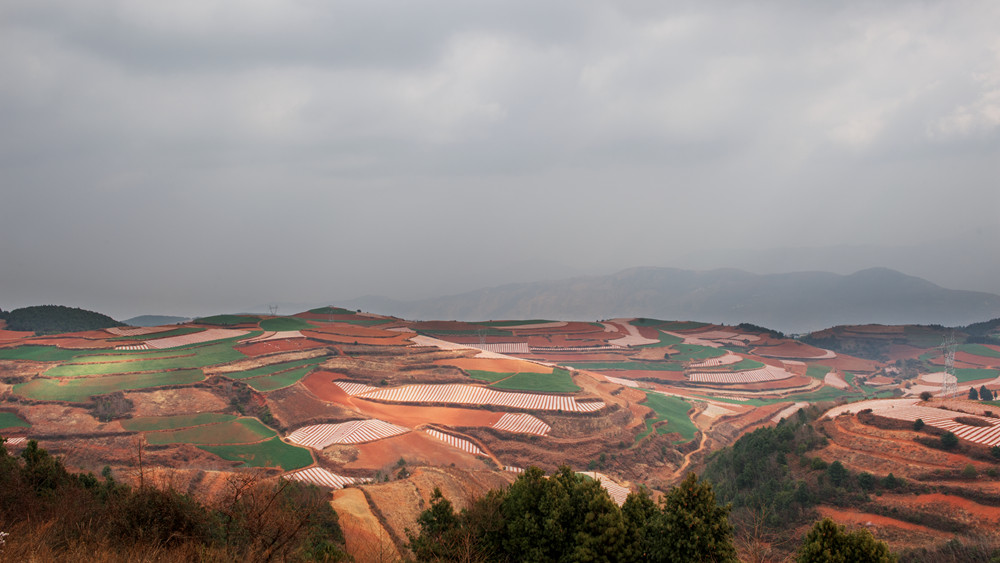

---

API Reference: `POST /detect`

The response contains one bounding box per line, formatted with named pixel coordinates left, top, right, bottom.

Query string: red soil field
left=532, top=353, right=631, bottom=363
left=410, top=321, right=479, bottom=331
left=330, top=487, right=402, bottom=562
left=0, top=329, right=34, bottom=342
left=635, top=326, right=661, bottom=340
left=433, top=357, right=552, bottom=374
left=439, top=335, right=529, bottom=344
left=300, top=330, right=411, bottom=347
left=815, top=506, right=949, bottom=542
left=236, top=338, right=328, bottom=357
left=305, top=323, right=403, bottom=338
left=887, top=344, right=928, bottom=361
left=343, top=432, right=487, bottom=471
left=954, top=352, right=999, bottom=367
left=820, top=355, right=881, bottom=372
left=752, top=341, right=831, bottom=359
left=19, top=337, right=115, bottom=349
left=511, top=322, right=604, bottom=336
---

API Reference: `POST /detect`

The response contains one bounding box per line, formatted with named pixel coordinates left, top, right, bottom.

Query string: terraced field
left=14, top=370, right=206, bottom=402
left=121, top=413, right=237, bottom=432
left=199, top=437, right=313, bottom=471
left=0, top=412, right=30, bottom=429
left=637, top=393, right=696, bottom=443
left=143, top=417, right=276, bottom=445
left=45, top=335, right=259, bottom=377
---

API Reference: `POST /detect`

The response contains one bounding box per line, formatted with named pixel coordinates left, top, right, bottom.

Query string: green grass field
left=14, top=370, right=206, bottom=402
left=958, top=344, right=1000, bottom=359
left=672, top=344, right=727, bottom=362
left=199, top=437, right=313, bottom=471
left=567, top=361, right=686, bottom=372
left=805, top=365, right=833, bottom=379
left=121, top=413, right=237, bottom=432
left=466, top=370, right=516, bottom=383
left=490, top=368, right=580, bottom=393
left=46, top=337, right=258, bottom=378
left=245, top=366, right=318, bottom=392
left=0, top=412, right=31, bottom=429
left=954, top=368, right=1000, bottom=383
left=637, top=331, right=683, bottom=349
left=636, top=393, right=696, bottom=443
left=108, top=327, right=203, bottom=341
left=259, top=317, right=317, bottom=331
left=196, top=315, right=259, bottom=326
left=0, top=346, right=88, bottom=362
left=226, top=357, right=325, bottom=380
left=144, top=417, right=276, bottom=445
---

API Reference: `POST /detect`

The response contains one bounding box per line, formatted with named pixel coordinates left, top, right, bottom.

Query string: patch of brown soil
left=127, top=388, right=229, bottom=417
left=0, top=328, right=34, bottom=341
left=882, top=493, right=1000, bottom=528
left=331, top=487, right=402, bottom=563
left=267, top=382, right=359, bottom=430
left=19, top=404, right=118, bottom=436
left=344, top=432, right=489, bottom=471
left=821, top=355, right=881, bottom=373
left=350, top=399, right=503, bottom=429
left=753, top=341, right=831, bottom=359
left=815, top=506, right=951, bottom=549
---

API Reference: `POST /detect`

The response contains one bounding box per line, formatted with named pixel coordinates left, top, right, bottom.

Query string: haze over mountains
left=342, top=267, right=1000, bottom=334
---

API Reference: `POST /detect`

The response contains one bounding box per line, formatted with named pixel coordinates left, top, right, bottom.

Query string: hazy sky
left=2, top=1, right=999, bottom=320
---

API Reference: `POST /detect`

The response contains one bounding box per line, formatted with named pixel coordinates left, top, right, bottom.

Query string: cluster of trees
left=0, top=438, right=346, bottom=561
left=0, top=304, right=124, bottom=335
left=407, top=468, right=739, bottom=563
left=968, top=386, right=996, bottom=401
left=736, top=322, right=785, bottom=340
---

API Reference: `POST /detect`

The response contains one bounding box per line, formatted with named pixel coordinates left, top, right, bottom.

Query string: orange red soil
left=344, top=431, right=487, bottom=471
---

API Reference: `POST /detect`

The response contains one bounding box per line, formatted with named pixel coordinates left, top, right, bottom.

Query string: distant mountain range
left=344, top=267, right=1000, bottom=334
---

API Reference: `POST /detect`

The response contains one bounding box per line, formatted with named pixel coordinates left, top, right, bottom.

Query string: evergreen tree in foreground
left=796, top=518, right=895, bottom=563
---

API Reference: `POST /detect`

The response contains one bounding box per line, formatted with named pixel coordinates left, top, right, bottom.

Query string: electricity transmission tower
left=268, top=305, right=279, bottom=316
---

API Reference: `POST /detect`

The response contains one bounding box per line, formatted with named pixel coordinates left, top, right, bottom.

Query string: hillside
left=345, top=267, right=1000, bottom=334
left=0, top=304, right=124, bottom=335
left=2, top=308, right=1000, bottom=559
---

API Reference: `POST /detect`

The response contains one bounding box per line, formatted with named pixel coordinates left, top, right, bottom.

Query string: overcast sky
left=2, top=0, right=999, bottom=320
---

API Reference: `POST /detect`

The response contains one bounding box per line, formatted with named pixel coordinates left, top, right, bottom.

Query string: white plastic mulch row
left=689, top=352, right=743, bottom=368
left=145, top=328, right=248, bottom=349
left=241, top=331, right=303, bottom=343
left=530, top=345, right=624, bottom=352
left=688, top=365, right=792, bottom=384
left=424, top=429, right=486, bottom=456
left=287, top=419, right=410, bottom=449
left=504, top=466, right=525, bottom=473
left=114, top=343, right=151, bottom=351
left=334, top=381, right=378, bottom=396
left=4, top=437, right=27, bottom=447
left=604, top=375, right=639, bottom=388
left=350, top=383, right=606, bottom=413
left=468, top=342, right=531, bottom=355
left=579, top=471, right=631, bottom=506
left=866, top=405, right=1000, bottom=447
left=285, top=467, right=358, bottom=489
left=491, top=413, right=551, bottom=436
left=106, top=326, right=176, bottom=337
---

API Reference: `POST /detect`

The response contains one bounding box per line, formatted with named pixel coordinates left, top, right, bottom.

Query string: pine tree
left=796, top=518, right=895, bottom=562
left=969, top=387, right=980, bottom=400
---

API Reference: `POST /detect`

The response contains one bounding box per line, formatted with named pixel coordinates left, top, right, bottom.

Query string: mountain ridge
left=343, top=266, right=1000, bottom=334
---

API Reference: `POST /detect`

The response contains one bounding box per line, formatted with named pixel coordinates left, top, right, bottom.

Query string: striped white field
left=387, top=326, right=416, bottom=333
left=867, top=405, right=1000, bottom=447
left=689, top=353, right=743, bottom=368
left=607, top=320, right=660, bottom=347
left=287, top=419, right=410, bottom=449
left=334, top=381, right=379, bottom=396
left=772, top=402, right=809, bottom=423
left=145, top=328, right=249, bottom=349
left=355, top=384, right=605, bottom=412
left=604, top=375, right=639, bottom=388
left=285, top=467, right=357, bottom=489
left=688, top=365, right=792, bottom=384
left=4, top=437, right=27, bottom=447
left=242, top=331, right=304, bottom=343
left=504, top=466, right=525, bottom=473
left=424, top=429, right=485, bottom=456
left=469, top=342, right=530, bottom=355
left=106, top=326, right=177, bottom=337
left=580, top=472, right=630, bottom=506
left=492, top=413, right=551, bottom=436
left=115, top=343, right=151, bottom=351
left=530, top=345, right=624, bottom=352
